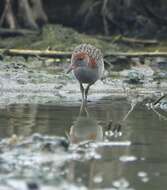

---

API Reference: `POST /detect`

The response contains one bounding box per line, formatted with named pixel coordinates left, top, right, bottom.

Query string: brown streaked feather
left=72, top=44, right=104, bottom=79
left=73, top=52, right=87, bottom=60
left=89, top=57, right=97, bottom=68
left=73, top=44, right=103, bottom=65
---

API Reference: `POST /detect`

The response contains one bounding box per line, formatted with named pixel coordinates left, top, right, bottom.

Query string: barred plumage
left=73, top=44, right=103, bottom=62
left=72, top=44, right=104, bottom=78
left=67, top=44, right=104, bottom=103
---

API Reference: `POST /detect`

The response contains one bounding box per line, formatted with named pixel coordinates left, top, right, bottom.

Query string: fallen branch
left=97, top=36, right=158, bottom=45
left=1, top=48, right=167, bottom=59
left=116, top=37, right=158, bottom=45
left=105, top=51, right=167, bottom=58
left=0, top=49, right=71, bottom=58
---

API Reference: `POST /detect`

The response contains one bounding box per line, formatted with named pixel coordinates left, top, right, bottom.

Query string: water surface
left=0, top=57, right=166, bottom=189
left=0, top=96, right=166, bottom=190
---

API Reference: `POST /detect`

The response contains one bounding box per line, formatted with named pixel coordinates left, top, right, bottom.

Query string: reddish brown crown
left=72, top=44, right=103, bottom=68
left=73, top=52, right=87, bottom=60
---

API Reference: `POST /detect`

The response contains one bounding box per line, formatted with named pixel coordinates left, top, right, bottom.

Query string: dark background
left=1, top=0, right=167, bottom=38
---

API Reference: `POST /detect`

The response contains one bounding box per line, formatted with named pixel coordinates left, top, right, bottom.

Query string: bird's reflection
left=69, top=103, right=103, bottom=144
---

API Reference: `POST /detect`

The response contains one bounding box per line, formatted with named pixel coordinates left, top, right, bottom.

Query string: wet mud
left=0, top=55, right=166, bottom=190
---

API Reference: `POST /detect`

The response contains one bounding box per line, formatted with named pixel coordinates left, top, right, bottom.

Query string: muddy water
left=0, top=96, right=167, bottom=190
left=0, top=57, right=167, bottom=190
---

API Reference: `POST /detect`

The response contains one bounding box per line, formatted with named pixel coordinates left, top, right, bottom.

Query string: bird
left=69, top=102, right=103, bottom=143
left=66, top=44, right=104, bottom=104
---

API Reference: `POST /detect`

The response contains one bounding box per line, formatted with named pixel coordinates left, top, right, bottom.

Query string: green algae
left=1, top=24, right=167, bottom=55
left=0, top=24, right=119, bottom=53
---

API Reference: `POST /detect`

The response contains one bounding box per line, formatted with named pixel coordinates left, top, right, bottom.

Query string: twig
left=151, top=105, right=167, bottom=121
left=104, top=58, right=112, bottom=68
left=153, top=94, right=167, bottom=106
left=122, top=101, right=137, bottom=122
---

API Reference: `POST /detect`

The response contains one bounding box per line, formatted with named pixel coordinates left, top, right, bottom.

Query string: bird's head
left=66, top=52, right=90, bottom=73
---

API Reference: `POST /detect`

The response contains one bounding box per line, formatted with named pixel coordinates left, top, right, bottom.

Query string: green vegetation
left=0, top=24, right=119, bottom=53
left=1, top=24, right=167, bottom=54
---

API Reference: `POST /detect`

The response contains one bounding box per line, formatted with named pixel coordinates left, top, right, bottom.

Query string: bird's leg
left=85, top=83, right=92, bottom=103
left=84, top=104, right=89, bottom=117
left=79, top=83, right=86, bottom=115
left=79, top=100, right=89, bottom=117
left=80, top=83, right=85, bottom=103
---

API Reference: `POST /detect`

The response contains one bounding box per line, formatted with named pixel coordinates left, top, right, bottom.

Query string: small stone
left=27, top=182, right=39, bottom=190
left=93, top=174, right=103, bottom=183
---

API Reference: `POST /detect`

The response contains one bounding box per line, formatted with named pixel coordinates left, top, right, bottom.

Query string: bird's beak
left=66, top=64, right=75, bottom=74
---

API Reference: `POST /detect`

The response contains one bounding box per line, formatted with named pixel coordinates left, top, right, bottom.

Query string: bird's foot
left=105, top=122, right=122, bottom=138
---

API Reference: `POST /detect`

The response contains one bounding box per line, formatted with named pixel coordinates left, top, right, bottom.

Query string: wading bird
left=67, top=44, right=104, bottom=104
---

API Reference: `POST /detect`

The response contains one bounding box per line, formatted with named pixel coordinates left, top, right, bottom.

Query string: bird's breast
left=74, top=67, right=99, bottom=84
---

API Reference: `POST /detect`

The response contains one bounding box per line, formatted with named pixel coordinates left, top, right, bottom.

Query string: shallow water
left=0, top=57, right=167, bottom=190
left=0, top=96, right=167, bottom=190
